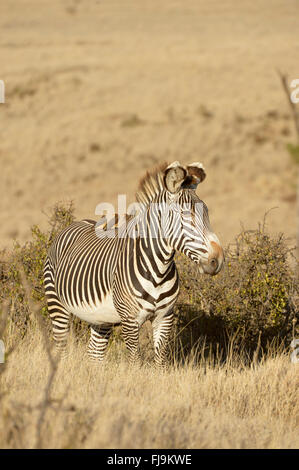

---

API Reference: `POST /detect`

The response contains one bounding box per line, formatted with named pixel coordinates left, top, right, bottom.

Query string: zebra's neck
left=125, top=202, right=175, bottom=277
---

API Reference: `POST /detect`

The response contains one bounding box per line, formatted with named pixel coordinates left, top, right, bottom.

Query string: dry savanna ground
left=0, top=0, right=298, bottom=451
left=0, top=0, right=298, bottom=250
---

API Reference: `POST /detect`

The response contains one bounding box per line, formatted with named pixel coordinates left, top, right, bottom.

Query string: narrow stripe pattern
left=44, top=162, right=223, bottom=366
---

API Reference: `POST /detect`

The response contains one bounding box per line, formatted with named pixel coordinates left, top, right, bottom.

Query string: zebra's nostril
left=210, top=258, right=218, bottom=270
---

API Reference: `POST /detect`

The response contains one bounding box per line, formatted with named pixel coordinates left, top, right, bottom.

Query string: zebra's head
left=161, top=161, right=224, bottom=276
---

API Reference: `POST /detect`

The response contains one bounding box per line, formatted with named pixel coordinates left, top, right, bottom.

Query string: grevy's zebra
left=44, top=162, right=224, bottom=366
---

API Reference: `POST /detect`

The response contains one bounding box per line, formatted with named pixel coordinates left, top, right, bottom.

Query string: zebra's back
left=44, top=219, right=122, bottom=324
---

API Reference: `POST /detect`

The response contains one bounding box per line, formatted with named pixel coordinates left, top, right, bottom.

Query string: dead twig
left=277, top=70, right=299, bottom=140
left=278, top=70, right=299, bottom=262
left=18, top=268, right=61, bottom=449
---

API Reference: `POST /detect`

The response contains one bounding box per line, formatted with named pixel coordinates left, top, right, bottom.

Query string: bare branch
left=277, top=70, right=299, bottom=140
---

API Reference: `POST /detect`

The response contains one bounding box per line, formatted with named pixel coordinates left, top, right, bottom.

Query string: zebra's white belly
left=67, top=294, right=121, bottom=325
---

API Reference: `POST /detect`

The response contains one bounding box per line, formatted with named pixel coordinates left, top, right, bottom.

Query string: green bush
left=174, top=226, right=298, bottom=360
left=0, top=202, right=75, bottom=338
left=286, top=142, right=299, bottom=165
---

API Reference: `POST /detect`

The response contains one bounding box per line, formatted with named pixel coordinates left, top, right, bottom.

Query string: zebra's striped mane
left=135, top=162, right=169, bottom=206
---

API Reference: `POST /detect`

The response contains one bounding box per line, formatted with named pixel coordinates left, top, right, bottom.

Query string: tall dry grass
left=0, top=318, right=298, bottom=449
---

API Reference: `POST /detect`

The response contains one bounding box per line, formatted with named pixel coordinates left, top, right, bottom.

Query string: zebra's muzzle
left=203, top=240, right=224, bottom=276
left=203, top=257, right=219, bottom=276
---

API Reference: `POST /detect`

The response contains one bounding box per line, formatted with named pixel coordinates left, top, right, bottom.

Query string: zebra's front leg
left=152, top=312, right=174, bottom=368
left=121, top=318, right=140, bottom=365
left=87, top=324, right=113, bottom=363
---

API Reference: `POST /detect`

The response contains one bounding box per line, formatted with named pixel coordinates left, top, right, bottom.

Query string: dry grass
left=0, top=321, right=298, bottom=449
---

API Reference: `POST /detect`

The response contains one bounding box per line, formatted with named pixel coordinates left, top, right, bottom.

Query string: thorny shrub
left=174, top=224, right=298, bottom=360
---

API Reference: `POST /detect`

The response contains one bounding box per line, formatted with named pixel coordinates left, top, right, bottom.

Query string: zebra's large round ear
left=182, top=162, right=206, bottom=190
left=164, top=162, right=187, bottom=193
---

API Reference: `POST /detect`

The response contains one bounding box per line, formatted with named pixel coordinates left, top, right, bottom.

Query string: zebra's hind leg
left=44, top=258, right=70, bottom=355
left=152, top=312, right=174, bottom=368
left=47, top=301, right=71, bottom=355
left=87, top=324, right=113, bottom=363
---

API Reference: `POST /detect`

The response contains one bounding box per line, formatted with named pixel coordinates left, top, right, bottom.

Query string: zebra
left=43, top=161, right=224, bottom=366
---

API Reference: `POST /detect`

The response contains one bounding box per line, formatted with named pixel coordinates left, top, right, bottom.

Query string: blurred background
left=0, top=0, right=298, bottom=250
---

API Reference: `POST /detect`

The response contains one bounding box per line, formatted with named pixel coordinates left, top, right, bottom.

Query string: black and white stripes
left=44, top=161, right=224, bottom=366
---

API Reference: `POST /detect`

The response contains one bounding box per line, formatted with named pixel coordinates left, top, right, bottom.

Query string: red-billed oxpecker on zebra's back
left=43, top=162, right=224, bottom=366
